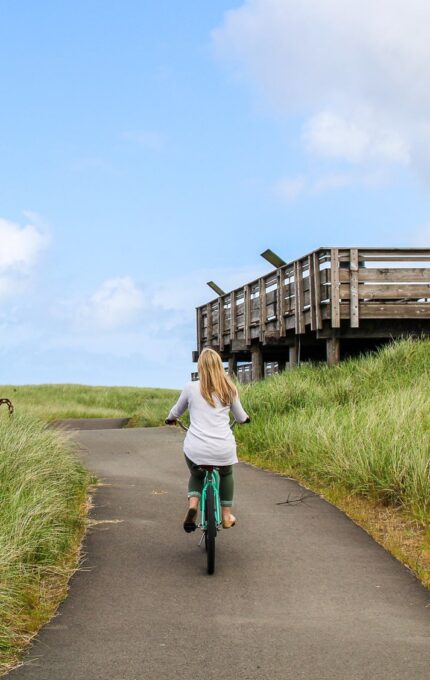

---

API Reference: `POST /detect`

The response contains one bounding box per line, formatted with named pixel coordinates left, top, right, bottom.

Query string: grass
left=235, top=337, right=430, bottom=588
left=0, top=412, right=91, bottom=674
left=0, top=384, right=179, bottom=425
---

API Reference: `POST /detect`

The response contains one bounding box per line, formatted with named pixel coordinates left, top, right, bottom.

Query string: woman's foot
left=183, top=507, right=198, bottom=532
left=183, top=498, right=199, bottom=533
left=222, top=509, right=236, bottom=529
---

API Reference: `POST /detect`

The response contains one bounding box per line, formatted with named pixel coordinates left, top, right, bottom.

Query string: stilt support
left=228, top=355, right=237, bottom=377
left=326, top=335, right=340, bottom=366
left=251, top=345, right=264, bottom=381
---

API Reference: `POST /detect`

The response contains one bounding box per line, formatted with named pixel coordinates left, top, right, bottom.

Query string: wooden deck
left=193, top=247, right=430, bottom=380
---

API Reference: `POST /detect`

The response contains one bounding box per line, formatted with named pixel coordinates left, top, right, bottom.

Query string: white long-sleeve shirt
left=167, top=380, right=249, bottom=466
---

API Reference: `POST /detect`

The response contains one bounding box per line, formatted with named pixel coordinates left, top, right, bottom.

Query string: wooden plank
left=312, top=251, right=323, bottom=330
left=350, top=248, right=359, bottom=328
left=230, top=290, right=236, bottom=342
left=294, top=260, right=305, bottom=334
left=340, top=283, right=430, bottom=300
left=278, top=269, right=286, bottom=336
left=359, top=303, right=430, bottom=318
left=244, top=284, right=251, bottom=346
left=330, top=248, right=341, bottom=328
left=357, top=255, right=430, bottom=261
left=339, top=268, right=430, bottom=283
left=218, top=296, right=224, bottom=351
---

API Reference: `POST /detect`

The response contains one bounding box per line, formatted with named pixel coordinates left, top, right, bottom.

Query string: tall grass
left=0, top=384, right=179, bottom=424
left=0, top=413, right=90, bottom=672
left=236, top=338, right=430, bottom=523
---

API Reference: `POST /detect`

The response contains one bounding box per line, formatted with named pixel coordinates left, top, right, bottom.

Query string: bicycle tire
left=205, top=485, right=216, bottom=575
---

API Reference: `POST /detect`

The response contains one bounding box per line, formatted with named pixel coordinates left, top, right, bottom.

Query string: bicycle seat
left=198, top=465, right=218, bottom=471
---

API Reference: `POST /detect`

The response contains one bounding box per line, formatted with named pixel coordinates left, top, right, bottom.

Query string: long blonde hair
left=198, top=348, right=238, bottom=407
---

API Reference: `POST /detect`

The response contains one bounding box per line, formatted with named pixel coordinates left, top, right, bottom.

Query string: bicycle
left=165, top=417, right=237, bottom=575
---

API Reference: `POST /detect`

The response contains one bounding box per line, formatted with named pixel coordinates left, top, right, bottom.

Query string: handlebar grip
left=165, top=419, right=176, bottom=425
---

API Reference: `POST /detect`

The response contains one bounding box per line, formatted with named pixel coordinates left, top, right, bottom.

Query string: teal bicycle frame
left=200, top=468, right=222, bottom=530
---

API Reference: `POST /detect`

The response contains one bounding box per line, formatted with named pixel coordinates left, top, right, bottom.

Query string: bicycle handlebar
left=165, top=417, right=250, bottom=431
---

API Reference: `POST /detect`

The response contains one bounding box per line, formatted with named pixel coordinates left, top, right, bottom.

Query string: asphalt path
left=9, top=425, right=430, bottom=680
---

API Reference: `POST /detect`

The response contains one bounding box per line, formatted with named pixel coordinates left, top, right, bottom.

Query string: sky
left=1, top=0, right=430, bottom=388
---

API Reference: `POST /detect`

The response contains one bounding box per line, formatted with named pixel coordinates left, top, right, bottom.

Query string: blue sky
left=1, top=0, right=430, bottom=388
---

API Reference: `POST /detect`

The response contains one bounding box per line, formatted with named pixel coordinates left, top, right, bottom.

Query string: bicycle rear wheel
left=205, top=485, right=216, bottom=575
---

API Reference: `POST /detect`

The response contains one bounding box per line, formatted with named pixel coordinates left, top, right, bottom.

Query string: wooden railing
left=195, top=247, right=430, bottom=354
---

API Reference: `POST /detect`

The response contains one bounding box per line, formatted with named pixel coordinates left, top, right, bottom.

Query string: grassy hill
left=235, top=337, right=430, bottom=588
left=0, top=414, right=90, bottom=673
left=0, top=384, right=179, bottom=426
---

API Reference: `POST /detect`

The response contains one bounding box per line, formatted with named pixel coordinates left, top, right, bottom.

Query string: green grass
left=0, top=412, right=91, bottom=673
left=235, top=338, right=430, bottom=523
left=0, top=384, right=179, bottom=425
left=234, top=338, right=430, bottom=587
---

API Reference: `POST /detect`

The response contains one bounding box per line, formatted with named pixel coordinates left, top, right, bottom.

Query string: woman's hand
left=165, top=418, right=177, bottom=425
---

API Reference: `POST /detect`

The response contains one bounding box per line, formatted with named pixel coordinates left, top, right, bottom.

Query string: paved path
left=9, top=426, right=430, bottom=680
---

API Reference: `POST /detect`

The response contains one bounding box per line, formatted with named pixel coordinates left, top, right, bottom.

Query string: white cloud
left=0, top=216, right=49, bottom=297
left=273, top=175, right=305, bottom=202
left=213, top=1, right=430, bottom=174
left=77, top=277, right=146, bottom=330
left=303, top=111, right=409, bottom=164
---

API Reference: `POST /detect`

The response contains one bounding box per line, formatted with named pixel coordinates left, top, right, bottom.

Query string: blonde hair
left=198, top=348, right=238, bottom=407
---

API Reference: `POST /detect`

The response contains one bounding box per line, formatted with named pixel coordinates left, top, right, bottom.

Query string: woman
left=166, top=348, right=250, bottom=532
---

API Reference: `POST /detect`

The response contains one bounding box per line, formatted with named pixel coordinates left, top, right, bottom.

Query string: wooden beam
left=294, top=260, right=305, bottom=334
left=330, top=248, right=341, bottom=328
left=251, top=344, right=264, bottom=380
left=196, top=307, right=202, bottom=354
left=228, top=355, right=237, bottom=376
left=244, top=285, right=251, bottom=346
left=350, top=248, right=359, bottom=328
left=259, top=277, right=266, bottom=342
left=206, top=303, right=213, bottom=344
left=278, top=269, right=286, bottom=336
left=326, top=335, right=340, bottom=366
left=230, top=290, right=236, bottom=343
left=218, top=297, right=224, bottom=351
left=289, top=341, right=298, bottom=368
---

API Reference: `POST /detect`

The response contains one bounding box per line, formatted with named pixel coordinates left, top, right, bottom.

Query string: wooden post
left=228, top=355, right=237, bottom=376
left=251, top=344, right=264, bottom=381
left=278, top=268, right=286, bottom=336
left=259, top=277, right=266, bottom=342
left=294, top=260, right=305, bottom=334
left=230, top=290, right=236, bottom=343
left=330, top=248, right=341, bottom=328
left=218, top=296, right=224, bottom=351
left=196, top=307, right=202, bottom=354
left=326, top=335, right=340, bottom=366
left=350, top=248, right=359, bottom=328
left=289, top=342, right=298, bottom=368
left=312, top=251, right=323, bottom=330
left=244, top=284, right=251, bottom=346
left=206, top=303, right=212, bottom=346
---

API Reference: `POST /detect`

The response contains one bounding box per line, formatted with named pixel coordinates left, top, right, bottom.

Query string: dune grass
left=0, top=384, right=179, bottom=425
left=234, top=338, right=430, bottom=587
left=0, top=413, right=91, bottom=674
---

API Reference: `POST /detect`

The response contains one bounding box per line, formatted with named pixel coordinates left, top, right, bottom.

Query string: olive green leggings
left=184, top=455, right=234, bottom=507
